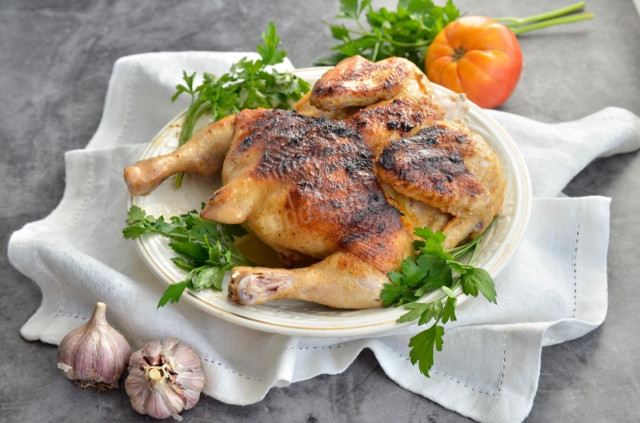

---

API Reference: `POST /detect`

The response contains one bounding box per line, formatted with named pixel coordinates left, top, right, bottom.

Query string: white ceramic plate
left=129, top=67, right=532, bottom=337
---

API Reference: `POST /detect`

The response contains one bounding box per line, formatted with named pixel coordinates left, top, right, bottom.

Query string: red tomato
left=425, top=16, right=523, bottom=109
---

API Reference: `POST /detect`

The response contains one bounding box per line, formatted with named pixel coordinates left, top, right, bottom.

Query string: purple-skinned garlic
left=125, top=338, right=205, bottom=421
left=57, top=302, right=131, bottom=390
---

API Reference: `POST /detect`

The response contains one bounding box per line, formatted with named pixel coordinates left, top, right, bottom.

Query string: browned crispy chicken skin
left=124, top=56, right=505, bottom=309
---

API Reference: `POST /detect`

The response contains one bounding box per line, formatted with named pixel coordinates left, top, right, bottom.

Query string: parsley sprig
left=123, top=205, right=253, bottom=307
left=316, top=0, right=460, bottom=68
left=382, top=225, right=497, bottom=377
left=123, top=205, right=496, bottom=375
left=317, top=0, right=594, bottom=68
left=172, top=22, right=311, bottom=187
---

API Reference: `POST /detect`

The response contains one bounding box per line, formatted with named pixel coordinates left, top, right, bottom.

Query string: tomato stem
left=451, top=47, right=466, bottom=62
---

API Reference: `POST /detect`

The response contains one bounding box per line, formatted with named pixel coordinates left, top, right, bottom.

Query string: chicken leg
left=228, top=252, right=388, bottom=309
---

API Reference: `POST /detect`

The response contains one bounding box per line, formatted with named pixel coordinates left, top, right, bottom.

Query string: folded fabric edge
left=588, top=107, right=640, bottom=157
left=7, top=146, right=142, bottom=342
left=542, top=196, right=610, bottom=346
left=8, top=231, right=67, bottom=342
left=9, top=150, right=94, bottom=252
left=9, top=145, right=147, bottom=241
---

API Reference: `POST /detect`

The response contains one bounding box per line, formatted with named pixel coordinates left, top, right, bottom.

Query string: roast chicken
left=124, top=56, right=505, bottom=309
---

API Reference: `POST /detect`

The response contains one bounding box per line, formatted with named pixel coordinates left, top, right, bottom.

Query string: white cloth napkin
left=8, top=52, right=640, bottom=423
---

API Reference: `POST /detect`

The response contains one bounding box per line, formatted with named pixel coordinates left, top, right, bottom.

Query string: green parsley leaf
left=400, top=257, right=424, bottom=287
left=157, top=281, right=190, bottom=308
left=257, top=22, right=287, bottom=65
left=441, top=295, right=457, bottom=324
left=408, top=322, right=445, bottom=377
left=416, top=254, right=452, bottom=290
left=122, top=225, right=148, bottom=240
left=398, top=301, right=444, bottom=326
left=171, top=257, right=195, bottom=271
left=191, top=266, right=226, bottom=291
left=124, top=205, right=255, bottom=307
left=125, top=205, right=147, bottom=225
left=397, top=302, right=429, bottom=323
left=461, top=267, right=497, bottom=303
left=339, top=0, right=371, bottom=19
left=381, top=282, right=416, bottom=306
left=330, top=24, right=351, bottom=40
left=316, top=0, right=460, bottom=67
left=221, top=223, right=249, bottom=239
left=168, top=241, right=209, bottom=265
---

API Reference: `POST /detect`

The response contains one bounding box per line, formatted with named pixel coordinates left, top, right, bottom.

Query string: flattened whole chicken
left=124, top=56, right=505, bottom=309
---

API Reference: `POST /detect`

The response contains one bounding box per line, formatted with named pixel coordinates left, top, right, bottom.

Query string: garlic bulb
left=57, top=302, right=131, bottom=390
left=125, top=338, right=205, bottom=421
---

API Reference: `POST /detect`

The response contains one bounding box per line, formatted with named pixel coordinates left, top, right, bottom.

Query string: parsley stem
left=495, top=2, right=594, bottom=36
left=179, top=101, right=202, bottom=147
left=175, top=101, right=204, bottom=188
left=386, top=38, right=432, bottom=48
left=371, top=38, right=381, bottom=62
left=495, top=1, right=586, bottom=26
left=231, top=255, right=254, bottom=267
left=509, top=13, right=595, bottom=35
left=228, top=249, right=254, bottom=266
left=345, top=28, right=433, bottom=49
left=468, top=239, right=481, bottom=265
left=449, top=235, right=482, bottom=259
left=146, top=227, right=190, bottom=240
left=449, top=218, right=497, bottom=261
left=174, top=171, right=185, bottom=188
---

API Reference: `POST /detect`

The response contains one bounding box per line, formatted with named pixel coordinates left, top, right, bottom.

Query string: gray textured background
left=2, top=1, right=639, bottom=422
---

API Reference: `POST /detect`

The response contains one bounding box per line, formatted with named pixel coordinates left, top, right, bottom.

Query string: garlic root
left=125, top=338, right=205, bottom=420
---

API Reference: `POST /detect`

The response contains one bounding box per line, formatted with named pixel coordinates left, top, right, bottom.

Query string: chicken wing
left=311, top=56, right=415, bottom=110
left=310, top=56, right=505, bottom=247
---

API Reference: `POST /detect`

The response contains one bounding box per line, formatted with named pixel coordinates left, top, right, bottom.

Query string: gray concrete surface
left=1, top=0, right=639, bottom=422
